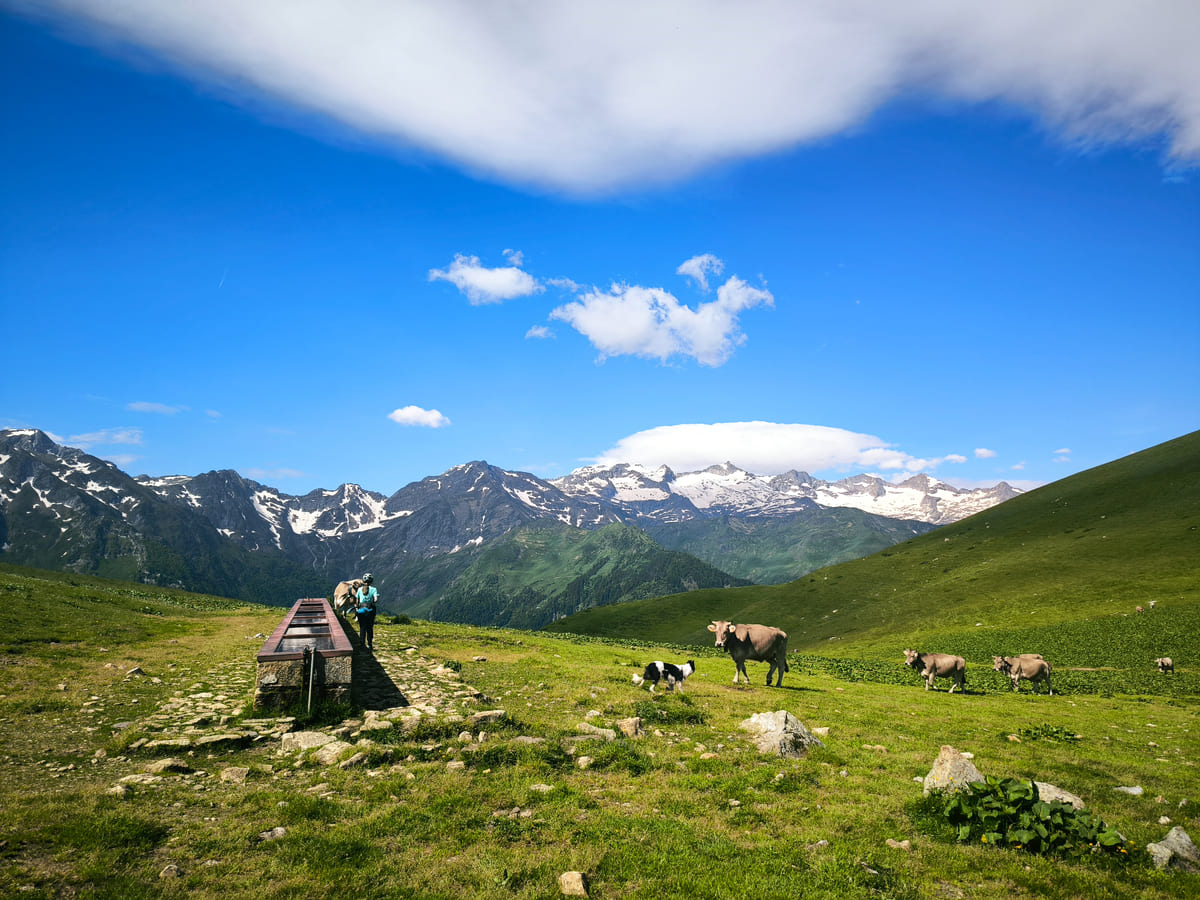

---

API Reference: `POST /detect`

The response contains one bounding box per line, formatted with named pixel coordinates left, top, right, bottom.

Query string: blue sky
left=2, top=2, right=1197, bottom=497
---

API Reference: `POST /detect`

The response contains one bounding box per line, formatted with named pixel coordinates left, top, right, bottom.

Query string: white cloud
left=429, top=253, right=542, bottom=304
left=20, top=1, right=1200, bottom=192
left=127, top=401, right=184, bottom=415
left=525, top=325, right=554, bottom=340
left=388, top=406, right=451, bottom=428
left=676, top=254, right=724, bottom=291
left=1054, top=447, right=1072, bottom=455
left=102, top=453, right=140, bottom=467
left=975, top=447, right=997, bottom=458
left=68, top=428, right=143, bottom=448
left=550, top=275, right=773, bottom=366
left=593, top=422, right=964, bottom=475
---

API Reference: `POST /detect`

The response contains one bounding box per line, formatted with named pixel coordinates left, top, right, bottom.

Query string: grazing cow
left=708, top=621, right=789, bottom=686
left=1155, top=657, right=1175, bottom=674
left=1136, top=605, right=1145, bottom=613
left=333, top=579, right=365, bottom=615
left=903, top=649, right=966, bottom=693
left=993, top=655, right=1053, bottom=694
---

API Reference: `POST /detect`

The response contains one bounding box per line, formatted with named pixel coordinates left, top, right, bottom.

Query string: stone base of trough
left=253, top=598, right=356, bottom=712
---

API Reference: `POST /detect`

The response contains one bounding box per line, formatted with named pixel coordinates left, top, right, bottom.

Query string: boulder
left=313, top=740, right=353, bottom=766
left=922, top=745, right=984, bottom=796
left=469, top=709, right=507, bottom=727
left=575, top=722, right=617, bottom=742
left=281, top=731, right=337, bottom=753
left=739, top=711, right=825, bottom=758
left=1034, top=781, right=1084, bottom=810
left=144, top=758, right=192, bottom=774
left=558, top=871, right=588, bottom=897
left=1147, top=827, right=1200, bottom=873
left=617, top=717, right=644, bottom=739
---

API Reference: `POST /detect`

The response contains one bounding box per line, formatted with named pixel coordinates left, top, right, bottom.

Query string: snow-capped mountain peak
left=551, top=461, right=1019, bottom=525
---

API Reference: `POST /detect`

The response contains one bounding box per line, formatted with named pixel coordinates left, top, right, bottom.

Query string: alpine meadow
left=1, top=432, right=1196, bottom=899
left=3, top=3, right=1199, bottom=898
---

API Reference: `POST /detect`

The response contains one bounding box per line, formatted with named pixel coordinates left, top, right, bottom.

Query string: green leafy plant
left=1014, top=723, right=1081, bottom=743
left=940, top=777, right=1135, bottom=860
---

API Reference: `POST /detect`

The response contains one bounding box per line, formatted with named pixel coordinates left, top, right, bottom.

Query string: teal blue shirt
left=355, top=585, right=378, bottom=613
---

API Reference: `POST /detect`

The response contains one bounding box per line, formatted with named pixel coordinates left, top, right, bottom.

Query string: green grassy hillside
left=642, top=506, right=934, bottom=584
left=426, top=523, right=750, bottom=628
left=545, top=431, right=1200, bottom=666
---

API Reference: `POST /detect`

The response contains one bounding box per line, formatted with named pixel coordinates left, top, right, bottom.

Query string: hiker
left=355, top=573, right=378, bottom=651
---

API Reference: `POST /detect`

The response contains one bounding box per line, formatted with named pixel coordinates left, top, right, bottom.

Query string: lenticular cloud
left=19, top=0, right=1200, bottom=191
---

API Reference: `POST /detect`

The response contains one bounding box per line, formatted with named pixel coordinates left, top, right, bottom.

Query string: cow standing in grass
left=708, top=621, right=789, bottom=686
left=993, top=655, right=1053, bottom=694
left=903, top=649, right=966, bottom=693
left=1156, top=657, right=1175, bottom=674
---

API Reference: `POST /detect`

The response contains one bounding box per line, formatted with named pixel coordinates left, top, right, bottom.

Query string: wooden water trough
left=254, top=597, right=356, bottom=711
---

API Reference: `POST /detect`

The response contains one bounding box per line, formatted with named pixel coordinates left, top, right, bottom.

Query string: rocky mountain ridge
left=0, top=428, right=1018, bottom=613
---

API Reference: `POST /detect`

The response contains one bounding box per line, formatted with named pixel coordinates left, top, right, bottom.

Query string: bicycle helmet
left=362, top=573, right=374, bottom=584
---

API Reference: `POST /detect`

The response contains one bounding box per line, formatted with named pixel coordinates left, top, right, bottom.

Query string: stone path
left=127, top=624, right=485, bottom=752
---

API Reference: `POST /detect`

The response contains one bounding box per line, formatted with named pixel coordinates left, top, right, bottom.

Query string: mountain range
left=0, top=428, right=1018, bottom=625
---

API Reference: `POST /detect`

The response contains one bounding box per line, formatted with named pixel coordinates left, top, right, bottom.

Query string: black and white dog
left=632, top=660, right=696, bottom=693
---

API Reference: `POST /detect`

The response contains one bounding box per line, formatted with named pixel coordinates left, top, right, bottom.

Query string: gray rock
left=1114, top=785, right=1144, bottom=796
left=220, top=767, right=250, bottom=784
left=119, top=773, right=162, bottom=785
left=281, top=731, right=337, bottom=752
left=470, top=709, right=508, bottom=727
left=1147, top=827, right=1200, bottom=873
left=576, top=722, right=617, bottom=742
left=617, top=717, right=643, bottom=739
left=1034, top=782, right=1085, bottom=810
left=922, top=745, right=984, bottom=796
left=258, top=827, right=286, bottom=842
left=144, top=758, right=192, bottom=774
left=739, top=711, right=825, bottom=758
left=313, top=740, right=353, bottom=766
left=559, top=871, right=588, bottom=896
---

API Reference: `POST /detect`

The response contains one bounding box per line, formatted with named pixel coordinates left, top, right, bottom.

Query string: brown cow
left=1155, top=657, right=1175, bottom=674
left=993, top=655, right=1053, bottom=694
left=903, top=649, right=965, bottom=693
left=708, top=621, right=789, bottom=686
left=333, top=579, right=365, bottom=615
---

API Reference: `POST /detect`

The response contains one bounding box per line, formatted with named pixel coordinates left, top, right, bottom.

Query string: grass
left=1, top=564, right=1197, bottom=898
